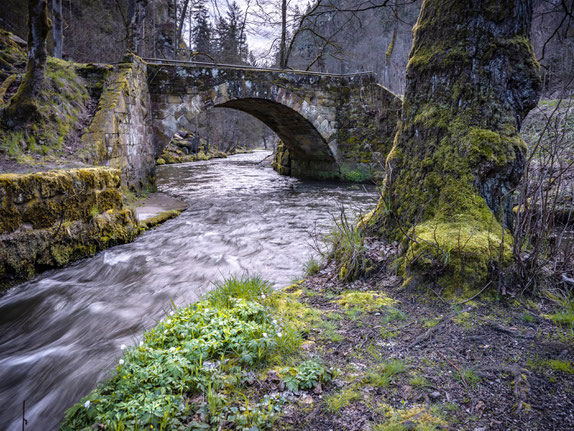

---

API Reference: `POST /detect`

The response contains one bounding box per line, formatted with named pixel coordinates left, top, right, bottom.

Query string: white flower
left=169, top=347, right=176, bottom=352
left=164, top=330, right=168, bottom=334
left=139, top=341, right=144, bottom=347
left=169, top=311, right=174, bottom=316
left=272, top=319, right=278, bottom=325
left=120, top=344, right=127, bottom=350
left=166, top=319, right=171, bottom=324
left=181, top=333, right=185, bottom=337
left=262, top=332, right=267, bottom=338
left=84, top=400, right=90, bottom=409
left=261, top=294, right=266, bottom=299
left=277, top=332, right=283, bottom=338
left=119, top=359, right=124, bottom=365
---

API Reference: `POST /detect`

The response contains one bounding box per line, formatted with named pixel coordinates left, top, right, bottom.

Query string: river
left=0, top=151, right=378, bottom=430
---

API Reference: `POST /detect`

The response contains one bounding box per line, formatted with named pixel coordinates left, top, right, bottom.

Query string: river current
left=0, top=151, right=378, bottom=430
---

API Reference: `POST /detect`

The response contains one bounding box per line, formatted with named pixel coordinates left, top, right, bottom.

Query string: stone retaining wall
left=0, top=168, right=140, bottom=289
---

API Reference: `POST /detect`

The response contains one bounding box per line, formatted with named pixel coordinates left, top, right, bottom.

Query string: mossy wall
left=367, top=0, right=541, bottom=295
left=81, top=55, right=155, bottom=191
left=1, top=35, right=94, bottom=161
left=271, top=141, right=291, bottom=176
left=0, top=167, right=140, bottom=289
left=333, top=83, right=401, bottom=181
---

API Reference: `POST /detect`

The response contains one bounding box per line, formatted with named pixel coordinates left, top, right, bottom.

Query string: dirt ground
left=247, top=242, right=574, bottom=430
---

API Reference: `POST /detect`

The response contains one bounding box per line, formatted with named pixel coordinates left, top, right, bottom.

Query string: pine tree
left=215, top=2, right=248, bottom=64
left=192, top=0, right=214, bottom=60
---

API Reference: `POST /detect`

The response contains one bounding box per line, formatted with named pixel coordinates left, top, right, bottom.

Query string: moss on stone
left=0, top=206, right=139, bottom=290
left=272, top=141, right=291, bottom=176
left=0, top=167, right=122, bottom=233
left=0, top=167, right=139, bottom=289
left=139, top=209, right=181, bottom=230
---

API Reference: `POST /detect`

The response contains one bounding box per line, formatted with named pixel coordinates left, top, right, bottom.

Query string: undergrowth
left=60, top=275, right=304, bottom=431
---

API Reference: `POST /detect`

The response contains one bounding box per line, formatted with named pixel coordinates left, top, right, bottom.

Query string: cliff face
left=0, top=0, right=176, bottom=63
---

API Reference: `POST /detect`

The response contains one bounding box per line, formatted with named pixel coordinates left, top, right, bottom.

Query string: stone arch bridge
left=82, top=57, right=401, bottom=189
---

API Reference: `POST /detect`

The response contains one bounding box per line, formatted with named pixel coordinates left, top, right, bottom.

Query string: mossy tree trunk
left=4, top=0, right=51, bottom=126
left=369, top=0, right=541, bottom=295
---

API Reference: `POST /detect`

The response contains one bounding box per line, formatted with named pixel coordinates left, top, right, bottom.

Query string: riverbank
left=61, top=257, right=574, bottom=430
left=134, top=192, right=188, bottom=229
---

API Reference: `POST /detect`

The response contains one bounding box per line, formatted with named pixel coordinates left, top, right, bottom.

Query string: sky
left=205, top=0, right=311, bottom=62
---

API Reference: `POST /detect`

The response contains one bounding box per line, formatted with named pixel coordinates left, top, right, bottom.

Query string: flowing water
left=0, top=151, right=378, bottom=430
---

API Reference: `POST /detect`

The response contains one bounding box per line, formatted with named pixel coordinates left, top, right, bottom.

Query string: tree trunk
left=173, top=0, right=177, bottom=58
left=52, top=0, right=63, bottom=58
left=4, top=0, right=51, bottom=126
left=176, top=0, right=191, bottom=56
left=279, top=0, right=287, bottom=68
left=368, top=0, right=541, bottom=295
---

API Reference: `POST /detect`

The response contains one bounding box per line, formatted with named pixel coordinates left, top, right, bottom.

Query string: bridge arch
left=149, top=67, right=342, bottom=178
left=80, top=57, right=400, bottom=189
left=146, top=61, right=401, bottom=180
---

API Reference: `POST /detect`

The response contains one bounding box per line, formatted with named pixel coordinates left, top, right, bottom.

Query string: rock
left=313, top=382, right=323, bottom=395
left=267, top=370, right=280, bottom=382
left=429, top=391, right=441, bottom=400
left=300, top=394, right=314, bottom=405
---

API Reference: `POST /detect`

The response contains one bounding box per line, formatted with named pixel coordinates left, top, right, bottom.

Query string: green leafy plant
left=61, top=276, right=297, bottom=431
left=281, top=360, right=333, bottom=392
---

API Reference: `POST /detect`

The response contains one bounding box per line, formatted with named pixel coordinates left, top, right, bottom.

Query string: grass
left=409, top=374, right=430, bottom=388
left=324, top=208, right=371, bottom=281
left=455, top=367, right=480, bottom=388
left=206, top=274, right=273, bottom=308
left=61, top=276, right=303, bottom=431
left=325, top=387, right=363, bottom=412
left=303, top=256, right=321, bottom=276
left=364, top=360, right=408, bottom=388
left=549, top=309, right=574, bottom=329
left=528, top=358, right=574, bottom=375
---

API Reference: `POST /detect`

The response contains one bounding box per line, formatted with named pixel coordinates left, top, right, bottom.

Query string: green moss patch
left=139, top=209, right=181, bottom=230
left=1, top=55, right=92, bottom=162
left=336, top=290, right=395, bottom=312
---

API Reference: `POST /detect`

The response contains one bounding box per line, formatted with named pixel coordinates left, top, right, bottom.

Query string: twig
left=435, top=349, right=468, bottom=390
left=406, top=309, right=463, bottom=349
left=452, top=281, right=492, bottom=306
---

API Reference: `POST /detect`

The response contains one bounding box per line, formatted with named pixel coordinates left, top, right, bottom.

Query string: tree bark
left=279, top=0, right=287, bottom=68
left=176, top=0, right=191, bottom=56
left=368, top=0, right=541, bottom=295
left=4, top=0, right=51, bottom=126
left=52, top=0, right=63, bottom=58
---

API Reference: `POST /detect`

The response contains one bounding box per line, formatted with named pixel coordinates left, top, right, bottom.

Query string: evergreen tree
left=215, top=2, right=248, bottom=64
left=192, top=0, right=214, bottom=60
